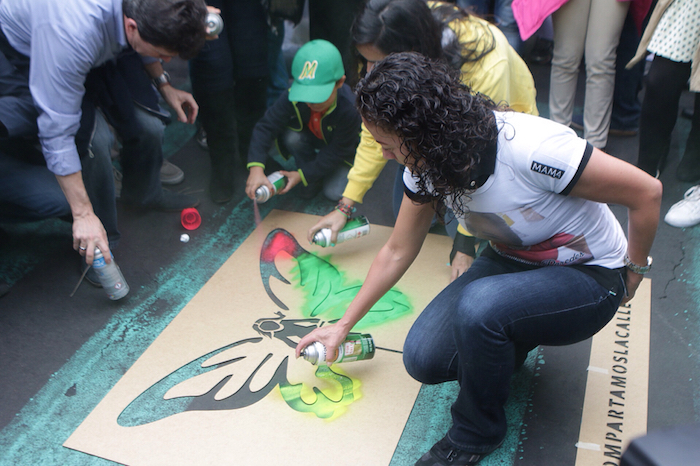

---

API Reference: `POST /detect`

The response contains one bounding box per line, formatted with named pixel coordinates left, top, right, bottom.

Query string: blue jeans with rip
left=403, top=252, right=624, bottom=453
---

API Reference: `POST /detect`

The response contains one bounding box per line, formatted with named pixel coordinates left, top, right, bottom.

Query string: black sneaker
left=415, top=437, right=486, bottom=466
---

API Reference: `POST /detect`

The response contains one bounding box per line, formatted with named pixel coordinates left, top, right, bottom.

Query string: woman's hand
left=450, top=251, right=473, bottom=282
left=621, top=270, right=644, bottom=306
left=307, top=208, right=350, bottom=245
left=295, top=323, right=351, bottom=364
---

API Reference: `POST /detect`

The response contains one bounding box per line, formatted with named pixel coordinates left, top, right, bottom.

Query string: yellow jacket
left=343, top=12, right=539, bottom=205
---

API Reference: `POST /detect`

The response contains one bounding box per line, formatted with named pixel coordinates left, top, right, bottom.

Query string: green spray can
left=255, top=171, right=287, bottom=203
left=300, top=333, right=375, bottom=365
left=312, top=215, right=370, bottom=247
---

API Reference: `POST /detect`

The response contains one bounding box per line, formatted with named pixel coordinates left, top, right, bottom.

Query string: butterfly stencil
left=117, top=228, right=413, bottom=426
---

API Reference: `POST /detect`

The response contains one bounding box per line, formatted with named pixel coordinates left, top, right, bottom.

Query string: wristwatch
left=623, top=254, right=652, bottom=274
left=152, top=71, right=171, bottom=90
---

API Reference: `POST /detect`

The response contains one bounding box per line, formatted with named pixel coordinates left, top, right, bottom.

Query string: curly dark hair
left=122, top=0, right=208, bottom=60
left=349, top=0, right=495, bottom=83
left=355, top=52, right=501, bottom=215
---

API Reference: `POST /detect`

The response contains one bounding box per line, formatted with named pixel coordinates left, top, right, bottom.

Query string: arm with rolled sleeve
left=30, top=22, right=111, bottom=263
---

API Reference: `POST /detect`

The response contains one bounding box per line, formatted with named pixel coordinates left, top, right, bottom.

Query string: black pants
left=638, top=56, right=700, bottom=176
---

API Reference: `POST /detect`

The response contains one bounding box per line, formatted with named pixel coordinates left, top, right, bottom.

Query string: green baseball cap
left=289, top=39, right=345, bottom=104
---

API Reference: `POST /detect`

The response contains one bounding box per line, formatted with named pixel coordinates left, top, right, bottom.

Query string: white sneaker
left=664, top=185, right=700, bottom=228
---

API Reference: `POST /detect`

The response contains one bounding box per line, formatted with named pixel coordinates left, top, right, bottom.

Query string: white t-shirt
left=404, top=111, right=627, bottom=269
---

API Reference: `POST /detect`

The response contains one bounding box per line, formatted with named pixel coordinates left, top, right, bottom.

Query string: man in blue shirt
left=0, top=0, right=207, bottom=279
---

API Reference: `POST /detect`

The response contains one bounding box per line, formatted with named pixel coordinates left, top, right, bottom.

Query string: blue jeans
left=456, top=0, right=522, bottom=55
left=403, top=252, right=624, bottom=452
left=0, top=107, right=164, bottom=248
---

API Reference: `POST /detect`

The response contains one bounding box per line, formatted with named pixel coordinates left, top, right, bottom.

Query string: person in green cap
left=245, top=39, right=361, bottom=201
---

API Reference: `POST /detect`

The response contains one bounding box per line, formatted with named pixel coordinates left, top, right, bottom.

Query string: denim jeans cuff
left=446, top=431, right=504, bottom=455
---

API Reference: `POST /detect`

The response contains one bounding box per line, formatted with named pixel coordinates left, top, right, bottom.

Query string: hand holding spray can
left=92, top=248, right=129, bottom=300
left=205, top=12, right=224, bottom=38
left=255, top=171, right=287, bottom=203
left=300, top=334, right=375, bottom=365
left=312, top=215, right=370, bottom=247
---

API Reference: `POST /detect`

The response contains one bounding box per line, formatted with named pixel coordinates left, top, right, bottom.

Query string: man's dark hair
left=122, top=0, right=207, bottom=59
left=355, top=52, right=500, bottom=215
left=350, top=0, right=495, bottom=81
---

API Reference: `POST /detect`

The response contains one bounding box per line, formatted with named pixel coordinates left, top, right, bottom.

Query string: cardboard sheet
left=64, top=210, right=453, bottom=465
left=575, top=279, right=651, bottom=465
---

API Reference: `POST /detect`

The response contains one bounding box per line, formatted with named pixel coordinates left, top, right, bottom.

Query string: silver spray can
left=92, top=248, right=129, bottom=300
left=301, top=334, right=375, bottom=365
left=255, top=171, right=287, bottom=203
left=312, top=215, right=371, bottom=247
left=205, top=12, right=224, bottom=38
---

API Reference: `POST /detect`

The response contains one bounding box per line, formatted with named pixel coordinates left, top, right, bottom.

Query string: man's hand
left=73, top=211, right=111, bottom=265
left=56, top=172, right=110, bottom=265
left=159, top=85, right=198, bottom=124
left=450, top=251, right=473, bottom=282
left=245, top=166, right=270, bottom=200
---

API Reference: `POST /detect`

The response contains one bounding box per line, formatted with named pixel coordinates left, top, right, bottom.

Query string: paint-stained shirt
left=0, top=0, right=129, bottom=176
left=404, top=111, right=628, bottom=270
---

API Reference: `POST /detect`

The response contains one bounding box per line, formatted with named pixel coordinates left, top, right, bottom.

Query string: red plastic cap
left=181, top=207, right=201, bottom=230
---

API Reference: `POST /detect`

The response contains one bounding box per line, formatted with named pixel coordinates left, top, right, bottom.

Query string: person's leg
left=0, top=146, right=71, bottom=222
left=279, top=129, right=325, bottom=199
left=190, top=0, right=239, bottom=203
left=229, top=0, right=269, bottom=164
left=404, top=255, right=623, bottom=453
left=118, top=106, right=165, bottom=207
left=322, top=163, right=351, bottom=201
left=637, top=57, right=690, bottom=176
left=610, top=10, right=644, bottom=134
left=0, top=29, right=37, bottom=139
left=79, top=110, right=121, bottom=247
left=455, top=0, right=489, bottom=15
left=580, top=0, right=629, bottom=148
left=494, top=0, right=523, bottom=56
left=677, top=92, right=700, bottom=182
left=549, top=0, right=590, bottom=126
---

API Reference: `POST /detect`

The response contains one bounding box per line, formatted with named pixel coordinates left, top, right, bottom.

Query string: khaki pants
left=549, top=0, right=629, bottom=148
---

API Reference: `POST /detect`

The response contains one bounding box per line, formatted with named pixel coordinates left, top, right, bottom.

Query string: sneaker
left=664, top=186, right=700, bottom=228
left=160, top=160, right=185, bottom=185
left=415, top=437, right=486, bottom=466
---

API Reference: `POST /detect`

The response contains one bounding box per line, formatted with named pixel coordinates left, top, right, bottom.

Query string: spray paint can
left=92, top=248, right=129, bottom=300
left=301, top=334, right=375, bottom=365
left=312, top=215, right=370, bottom=247
left=255, top=171, right=287, bottom=203
left=205, top=12, right=224, bottom=38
